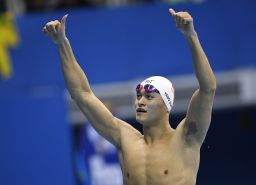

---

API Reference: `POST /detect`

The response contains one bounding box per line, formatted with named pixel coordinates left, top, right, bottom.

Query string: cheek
left=134, top=100, right=138, bottom=107
left=149, top=100, right=166, bottom=113
left=148, top=102, right=162, bottom=111
left=150, top=103, right=160, bottom=110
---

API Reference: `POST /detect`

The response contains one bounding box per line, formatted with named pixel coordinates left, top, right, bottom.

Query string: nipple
left=164, top=170, right=168, bottom=175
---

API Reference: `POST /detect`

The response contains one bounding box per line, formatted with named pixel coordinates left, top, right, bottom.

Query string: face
left=135, top=85, right=168, bottom=126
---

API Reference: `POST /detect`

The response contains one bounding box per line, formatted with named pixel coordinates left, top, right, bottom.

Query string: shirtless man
left=43, top=8, right=216, bottom=185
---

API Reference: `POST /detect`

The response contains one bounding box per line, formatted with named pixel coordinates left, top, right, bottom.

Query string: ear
left=165, top=106, right=169, bottom=113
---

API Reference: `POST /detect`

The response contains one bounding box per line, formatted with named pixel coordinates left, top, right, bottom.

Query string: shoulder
left=116, top=118, right=142, bottom=138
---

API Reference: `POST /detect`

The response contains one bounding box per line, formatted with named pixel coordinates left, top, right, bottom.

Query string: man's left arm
left=169, top=9, right=217, bottom=146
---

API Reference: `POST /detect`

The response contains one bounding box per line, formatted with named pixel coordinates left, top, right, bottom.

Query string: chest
left=119, top=136, right=199, bottom=185
left=121, top=136, right=184, bottom=165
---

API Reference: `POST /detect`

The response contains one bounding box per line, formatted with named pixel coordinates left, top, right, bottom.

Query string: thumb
left=169, top=8, right=176, bottom=15
left=61, top=14, right=68, bottom=26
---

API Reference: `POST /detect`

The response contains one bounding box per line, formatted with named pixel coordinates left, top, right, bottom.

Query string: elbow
left=70, top=93, right=82, bottom=103
left=209, top=80, right=217, bottom=93
left=205, top=86, right=216, bottom=94
left=69, top=89, right=92, bottom=102
left=211, top=76, right=217, bottom=92
left=70, top=93, right=80, bottom=101
left=69, top=89, right=80, bottom=101
left=201, top=79, right=217, bottom=94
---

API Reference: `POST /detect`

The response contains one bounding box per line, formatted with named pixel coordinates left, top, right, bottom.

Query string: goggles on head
left=136, top=84, right=160, bottom=94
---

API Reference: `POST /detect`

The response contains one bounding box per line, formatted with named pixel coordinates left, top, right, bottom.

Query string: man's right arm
left=43, top=15, right=129, bottom=148
left=60, top=35, right=123, bottom=148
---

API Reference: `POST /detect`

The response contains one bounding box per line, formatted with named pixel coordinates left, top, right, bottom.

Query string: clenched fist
left=42, top=14, right=68, bottom=44
left=169, top=8, right=196, bottom=37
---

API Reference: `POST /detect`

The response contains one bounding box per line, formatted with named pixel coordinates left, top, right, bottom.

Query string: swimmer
left=43, top=8, right=216, bottom=185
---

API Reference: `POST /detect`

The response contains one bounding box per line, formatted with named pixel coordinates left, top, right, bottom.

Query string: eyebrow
left=137, top=91, right=155, bottom=96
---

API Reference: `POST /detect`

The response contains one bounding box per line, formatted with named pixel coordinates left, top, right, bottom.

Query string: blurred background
left=0, top=0, right=256, bottom=185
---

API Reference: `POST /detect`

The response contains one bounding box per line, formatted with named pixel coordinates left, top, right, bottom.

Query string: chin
left=136, top=116, right=153, bottom=126
left=136, top=116, right=142, bottom=124
left=136, top=115, right=146, bottom=125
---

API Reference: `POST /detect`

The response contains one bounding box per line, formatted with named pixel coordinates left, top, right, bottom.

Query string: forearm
left=185, top=32, right=216, bottom=92
left=57, top=37, right=92, bottom=98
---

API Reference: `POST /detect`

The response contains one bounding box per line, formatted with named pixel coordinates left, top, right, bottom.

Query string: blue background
left=1, top=0, right=256, bottom=185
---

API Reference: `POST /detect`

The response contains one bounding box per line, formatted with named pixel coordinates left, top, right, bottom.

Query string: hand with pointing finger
left=42, top=14, right=68, bottom=44
left=169, top=8, right=196, bottom=37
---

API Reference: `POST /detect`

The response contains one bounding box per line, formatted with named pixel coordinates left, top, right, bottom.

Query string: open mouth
left=136, top=108, right=147, bottom=113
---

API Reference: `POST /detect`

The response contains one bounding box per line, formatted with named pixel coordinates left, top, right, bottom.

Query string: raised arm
left=169, top=9, right=216, bottom=146
left=42, top=15, right=129, bottom=148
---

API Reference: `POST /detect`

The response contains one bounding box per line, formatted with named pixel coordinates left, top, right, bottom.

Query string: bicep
left=183, top=88, right=215, bottom=146
left=74, top=92, right=123, bottom=148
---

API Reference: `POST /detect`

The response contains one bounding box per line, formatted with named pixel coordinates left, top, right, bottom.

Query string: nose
left=137, top=96, right=146, bottom=107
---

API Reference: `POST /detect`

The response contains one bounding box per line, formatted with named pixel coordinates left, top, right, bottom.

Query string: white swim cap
left=139, top=76, right=175, bottom=112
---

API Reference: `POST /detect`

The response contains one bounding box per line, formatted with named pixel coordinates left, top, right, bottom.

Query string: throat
left=143, top=124, right=173, bottom=145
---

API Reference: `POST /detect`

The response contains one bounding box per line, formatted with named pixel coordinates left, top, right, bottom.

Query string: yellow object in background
left=0, top=12, right=19, bottom=79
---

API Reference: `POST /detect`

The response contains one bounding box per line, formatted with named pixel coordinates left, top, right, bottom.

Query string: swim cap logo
left=145, top=79, right=154, bottom=84
left=165, top=92, right=172, bottom=106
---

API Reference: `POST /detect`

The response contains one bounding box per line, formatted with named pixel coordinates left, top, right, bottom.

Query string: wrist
left=56, top=36, right=68, bottom=45
left=184, top=31, right=199, bottom=45
left=184, top=30, right=197, bottom=39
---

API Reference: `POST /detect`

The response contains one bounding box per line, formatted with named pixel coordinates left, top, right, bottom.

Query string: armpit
left=184, top=121, right=199, bottom=145
left=187, top=121, right=198, bottom=136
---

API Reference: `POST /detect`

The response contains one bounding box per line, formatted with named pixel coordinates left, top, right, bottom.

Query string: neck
left=143, top=119, right=173, bottom=145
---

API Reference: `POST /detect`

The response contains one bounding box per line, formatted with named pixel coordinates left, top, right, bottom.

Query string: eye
left=136, top=94, right=142, bottom=99
left=146, top=94, right=153, bottom=99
